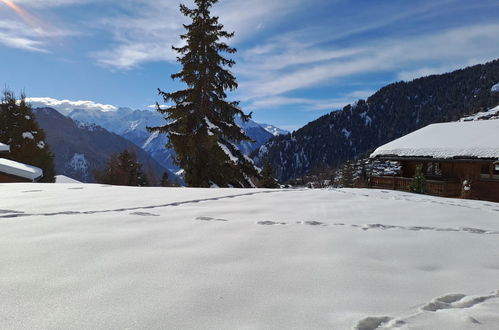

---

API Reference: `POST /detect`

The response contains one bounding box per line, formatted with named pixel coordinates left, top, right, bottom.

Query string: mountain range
left=254, top=59, right=499, bottom=182
left=67, top=107, right=287, bottom=172
left=33, top=108, right=178, bottom=184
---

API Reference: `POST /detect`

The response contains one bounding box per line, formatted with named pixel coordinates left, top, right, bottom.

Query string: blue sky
left=1, top=0, right=498, bottom=131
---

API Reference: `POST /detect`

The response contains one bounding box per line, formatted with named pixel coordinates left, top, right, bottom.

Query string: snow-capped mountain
left=67, top=107, right=283, bottom=172
left=33, top=108, right=177, bottom=184
left=260, top=124, right=289, bottom=136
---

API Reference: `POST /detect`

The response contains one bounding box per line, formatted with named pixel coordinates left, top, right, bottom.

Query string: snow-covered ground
left=1, top=184, right=498, bottom=329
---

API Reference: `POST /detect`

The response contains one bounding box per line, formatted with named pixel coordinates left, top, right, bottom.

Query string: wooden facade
left=0, top=146, right=42, bottom=183
left=370, top=158, right=499, bottom=202
left=0, top=172, right=32, bottom=183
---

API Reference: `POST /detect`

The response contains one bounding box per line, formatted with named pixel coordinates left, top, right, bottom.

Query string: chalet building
left=0, top=142, right=43, bottom=183
left=369, top=120, right=499, bottom=202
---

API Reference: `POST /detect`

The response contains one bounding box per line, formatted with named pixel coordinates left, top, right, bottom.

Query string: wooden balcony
left=369, top=176, right=461, bottom=197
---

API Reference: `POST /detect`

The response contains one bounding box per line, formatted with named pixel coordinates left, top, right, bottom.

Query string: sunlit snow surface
left=1, top=184, right=498, bottom=329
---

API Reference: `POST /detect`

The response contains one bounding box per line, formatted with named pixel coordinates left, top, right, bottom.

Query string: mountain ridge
left=254, top=59, right=499, bottom=182
left=33, top=108, right=177, bottom=184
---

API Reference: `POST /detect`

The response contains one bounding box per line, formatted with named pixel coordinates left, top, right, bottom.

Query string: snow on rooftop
left=371, top=119, right=499, bottom=159
left=0, top=142, right=9, bottom=152
left=0, top=185, right=499, bottom=329
left=0, top=158, right=43, bottom=181
left=460, top=105, right=499, bottom=122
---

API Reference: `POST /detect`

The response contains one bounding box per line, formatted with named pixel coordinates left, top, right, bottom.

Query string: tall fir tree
left=0, top=90, right=56, bottom=182
left=148, top=0, right=259, bottom=188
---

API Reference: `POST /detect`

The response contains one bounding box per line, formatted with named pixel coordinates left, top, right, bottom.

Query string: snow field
left=0, top=184, right=498, bottom=329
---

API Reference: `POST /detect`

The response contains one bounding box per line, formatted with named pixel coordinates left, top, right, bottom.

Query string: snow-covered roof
left=0, top=142, right=9, bottom=153
left=371, top=120, right=499, bottom=160
left=0, top=158, right=43, bottom=181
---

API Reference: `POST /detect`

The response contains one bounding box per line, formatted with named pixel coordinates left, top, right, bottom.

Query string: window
left=494, top=162, right=499, bottom=180
left=481, top=163, right=499, bottom=180
left=426, top=162, right=442, bottom=177
left=480, top=164, right=491, bottom=179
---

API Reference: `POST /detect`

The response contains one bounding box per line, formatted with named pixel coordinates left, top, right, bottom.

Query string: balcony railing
left=369, top=176, right=461, bottom=197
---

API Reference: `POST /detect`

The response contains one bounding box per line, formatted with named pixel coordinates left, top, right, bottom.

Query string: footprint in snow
left=296, top=220, right=327, bottom=226
left=257, top=220, right=286, bottom=225
left=354, top=316, right=392, bottom=330
left=130, top=212, right=160, bottom=217
left=0, top=209, right=24, bottom=214
left=421, top=291, right=499, bottom=311
left=196, top=216, right=228, bottom=222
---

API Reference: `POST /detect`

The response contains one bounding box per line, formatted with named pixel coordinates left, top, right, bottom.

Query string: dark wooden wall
left=399, top=160, right=499, bottom=202
left=0, top=172, right=30, bottom=183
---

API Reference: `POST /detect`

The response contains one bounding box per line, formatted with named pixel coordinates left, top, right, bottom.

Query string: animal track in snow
left=0, top=190, right=288, bottom=219
left=356, top=223, right=499, bottom=235
left=296, top=220, right=327, bottom=226
left=130, top=212, right=160, bottom=217
left=195, top=216, right=228, bottom=222
left=0, top=209, right=24, bottom=215
left=257, top=221, right=286, bottom=225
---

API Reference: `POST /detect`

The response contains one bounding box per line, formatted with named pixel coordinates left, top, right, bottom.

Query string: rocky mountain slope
left=254, top=59, right=499, bottom=182
left=33, top=108, right=177, bottom=184
left=68, top=108, right=284, bottom=172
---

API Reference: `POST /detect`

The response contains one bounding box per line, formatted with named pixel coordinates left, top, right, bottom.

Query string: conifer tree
left=409, top=165, right=426, bottom=194
left=94, top=149, right=149, bottom=186
left=148, top=0, right=259, bottom=188
left=160, top=172, right=171, bottom=187
left=0, top=90, right=56, bottom=182
left=341, top=161, right=354, bottom=188
left=260, top=161, right=279, bottom=188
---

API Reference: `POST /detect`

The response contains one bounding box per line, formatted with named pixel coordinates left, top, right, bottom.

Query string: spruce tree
left=0, top=90, right=56, bottom=182
left=94, top=149, right=149, bottom=187
left=160, top=172, right=171, bottom=187
left=148, top=0, right=259, bottom=188
left=409, top=165, right=427, bottom=194
left=260, top=161, right=279, bottom=188
left=341, top=162, right=354, bottom=188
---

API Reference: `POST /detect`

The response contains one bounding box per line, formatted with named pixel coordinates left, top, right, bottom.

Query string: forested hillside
left=254, top=59, right=499, bottom=181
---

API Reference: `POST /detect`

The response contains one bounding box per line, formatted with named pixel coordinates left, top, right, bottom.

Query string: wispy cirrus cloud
left=91, top=0, right=310, bottom=69
left=0, top=0, right=79, bottom=52
left=237, top=22, right=499, bottom=111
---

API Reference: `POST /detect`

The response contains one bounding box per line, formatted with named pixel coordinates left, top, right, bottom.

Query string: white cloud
left=91, top=0, right=312, bottom=69
left=14, top=0, right=99, bottom=8
left=237, top=23, right=499, bottom=108
left=245, top=96, right=356, bottom=112
left=27, top=97, right=117, bottom=113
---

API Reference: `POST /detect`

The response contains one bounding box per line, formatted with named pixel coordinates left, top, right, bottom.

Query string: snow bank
left=0, top=158, right=43, bottom=181
left=0, top=142, right=9, bottom=152
left=0, top=185, right=498, bottom=329
left=371, top=119, right=499, bottom=159
left=55, top=175, right=81, bottom=183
